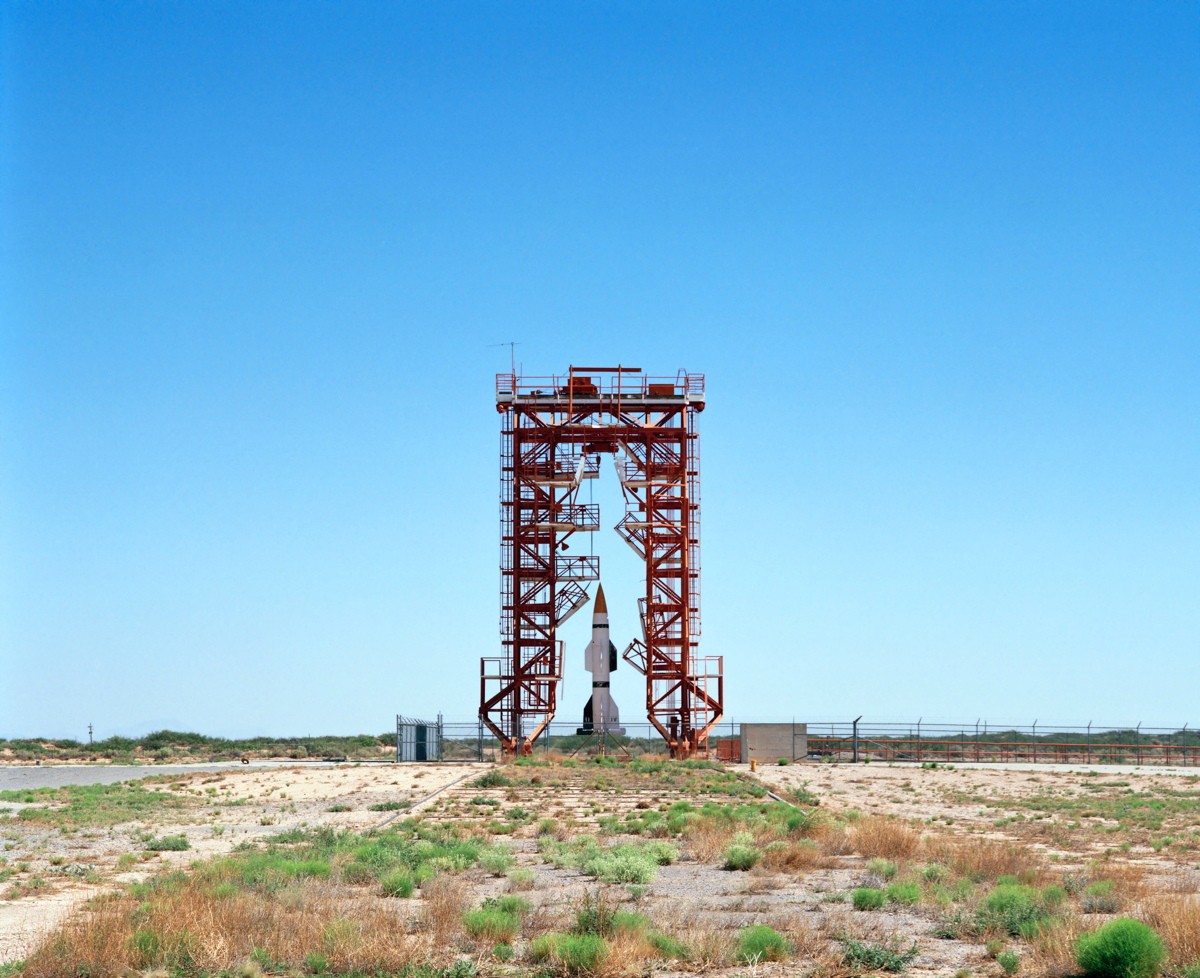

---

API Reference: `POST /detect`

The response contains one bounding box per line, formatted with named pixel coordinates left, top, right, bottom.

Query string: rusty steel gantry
left=480, top=366, right=723, bottom=757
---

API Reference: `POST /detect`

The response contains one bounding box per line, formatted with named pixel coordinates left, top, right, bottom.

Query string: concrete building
left=738, top=723, right=807, bottom=763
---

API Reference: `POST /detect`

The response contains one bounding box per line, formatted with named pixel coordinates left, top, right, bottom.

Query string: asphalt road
left=0, top=760, right=345, bottom=792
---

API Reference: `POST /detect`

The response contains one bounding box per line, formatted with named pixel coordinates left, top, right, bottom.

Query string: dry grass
left=1167, top=870, right=1200, bottom=894
left=678, top=926, right=733, bottom=969
left=1023, top=913, right=1084, bottom=977
left=600, top=929, right=668, bottom=977
left=849, top=816, right=920, bottom=859
left=821, top=827, right=856, bottom=856
left=1140, top=894, right=1200, bottom=966
left=925, top=836, right=1044, bottom=883
left=1087, top=857, right=1148, bottom=899
left=762, top=841, right=835, bottom=872
left=421, top=876, right=470, bottom=942
left=683, top=819, right=739, bottom=863
left=24, top=877, right=430, bottom=978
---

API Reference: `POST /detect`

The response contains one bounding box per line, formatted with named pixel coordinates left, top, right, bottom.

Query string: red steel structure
left=481, top=366, right=723, bottom=757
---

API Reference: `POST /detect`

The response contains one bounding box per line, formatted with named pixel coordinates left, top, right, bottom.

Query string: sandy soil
left=3, top=758, right=1198, bottom=968
left=0, top=761, right=481, bottom=962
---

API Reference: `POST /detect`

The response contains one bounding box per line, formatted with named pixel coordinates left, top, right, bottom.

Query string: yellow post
left=750, top=759, right=757, bottom=772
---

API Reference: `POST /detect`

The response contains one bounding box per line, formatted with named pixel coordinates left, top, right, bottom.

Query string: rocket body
left=577, top=584, right=625, bottom=735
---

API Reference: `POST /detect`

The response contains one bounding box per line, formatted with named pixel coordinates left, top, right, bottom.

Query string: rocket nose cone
left=594, top=584, right=607, bottom=614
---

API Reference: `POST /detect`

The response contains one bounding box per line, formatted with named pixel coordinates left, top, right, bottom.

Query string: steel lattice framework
left=481, top=366, right=723, bottom=757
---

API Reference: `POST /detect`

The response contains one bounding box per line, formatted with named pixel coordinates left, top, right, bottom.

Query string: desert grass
left=1022, top=913, right=1085, bottom=977
left=1086, top=857, right=1149, bottom=900
left=925, top=836, right=1045, bottom=883
left=1139, top=894, right=1200, bottom=966
left=23, top=875, right=430, bottom=978
left=421, top=876, right=470, bottom=942
left=683, top=819, right=739, bottom=863
left=849, top=816, right=920, bottom=859
left=762, top=840, right=835, bottom=872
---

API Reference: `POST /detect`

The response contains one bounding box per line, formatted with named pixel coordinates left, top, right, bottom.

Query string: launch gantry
left=480, top=366, right=723, bottom=757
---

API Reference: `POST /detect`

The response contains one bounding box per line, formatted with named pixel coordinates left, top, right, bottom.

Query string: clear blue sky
left=2, top=2, right=1197, bottom=739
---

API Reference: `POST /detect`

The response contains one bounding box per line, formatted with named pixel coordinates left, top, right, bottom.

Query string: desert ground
left=1, top=756, right=1197, bottom=977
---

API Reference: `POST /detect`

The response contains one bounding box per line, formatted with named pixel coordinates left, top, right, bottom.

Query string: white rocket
left=577, top=584, right=625, bottom=735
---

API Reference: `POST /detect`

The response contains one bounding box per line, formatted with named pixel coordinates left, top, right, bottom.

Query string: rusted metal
left=481, top=366, right=722, bottom=757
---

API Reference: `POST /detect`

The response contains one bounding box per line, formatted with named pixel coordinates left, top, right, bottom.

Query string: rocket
left=577, top=584, right=625, bottom=735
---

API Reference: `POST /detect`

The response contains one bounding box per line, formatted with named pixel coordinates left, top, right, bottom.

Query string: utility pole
left=88, top=724, right=93, bottom=745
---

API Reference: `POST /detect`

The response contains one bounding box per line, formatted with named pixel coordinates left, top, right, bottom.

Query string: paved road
left=0, top=760, right=353, bottom=792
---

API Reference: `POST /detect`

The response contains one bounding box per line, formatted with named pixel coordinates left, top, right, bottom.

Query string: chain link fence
left=393, top=716, right=1200, bottom=767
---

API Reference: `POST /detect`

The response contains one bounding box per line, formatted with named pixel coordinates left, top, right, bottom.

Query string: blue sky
left=2, top=2, right=1197, bottom=739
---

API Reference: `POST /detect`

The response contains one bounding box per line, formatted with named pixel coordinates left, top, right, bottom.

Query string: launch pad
left=480, top=366, right=723, bottom=757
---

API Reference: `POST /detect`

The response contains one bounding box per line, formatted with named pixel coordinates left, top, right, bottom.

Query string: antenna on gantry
left=488, top=341, right=521, bottom=375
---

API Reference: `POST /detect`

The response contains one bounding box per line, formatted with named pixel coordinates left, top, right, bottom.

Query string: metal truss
left=481, top=366, right=722, bottom=757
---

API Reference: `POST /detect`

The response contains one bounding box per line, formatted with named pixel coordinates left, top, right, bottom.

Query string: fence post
left=1136, top=723, right=1142, bottom=766
left=853, top=716, right=862, bottom=763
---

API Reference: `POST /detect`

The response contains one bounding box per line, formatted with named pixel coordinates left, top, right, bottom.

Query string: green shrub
left=473, top=770, right=512, bottom=788
left=304, top=951, right=329, bottom=974
left=528, top=935, right=556, bottom=964
left=572, top=891, right=617, bottom=935
left=642, top=841, right=679, bottom=865
left=487, top=895, right=531, bottom=916
left=480, top=848, right=514, bottom=876
left=785, top=809, right=822, bottom=835
left=986, top=885, right=1037, bottom=913
left=1082, top=879, right=1120, bottom=914
left=529, top=933, right=610, bottom=974
left=368, top=801, right=405, bottom=811
left=507, top=867, right=535, bottom=891
left=723, top=844, right=760, bottom=871
left=130, top=928, right=160, bottom=964
left=841, top=936, right=920, bottom=973
left=558, top=934, right=609, bottom=974
left=853, top=887, right=886, bottom=910
left=887, top=881, right=921, bottom=905
left=379, top=870, right=414, bottom=898
left=493, top=944, right=514, bottom=962
left=867, top=858, right=898, bottom=880
left=974, top=883, right=1052, bottom=936
left=463, top=907, right=520, bottom=943
left=648, top=932, right=689, bottom=960
left=342, top=861, right=374, bottom=885
left=1076, top=919, right=1166, bottom=978
left=737, top=925, right=792, bottom=963
left=997, top=951, right=1020, bottom=976
left=146, top=835, right=190, bottom=851
left=922, top=863, right=948, bottom=882
left=1041, top=885, right=1067, bottom=909
left=778, top=758, right=790, bottom=765
left=581, top=849, right=656, bottom=884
